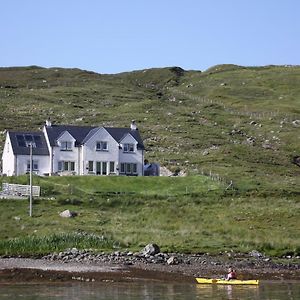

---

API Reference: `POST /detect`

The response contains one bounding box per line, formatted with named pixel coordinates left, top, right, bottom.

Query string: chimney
left=130, top=120, right=137, bottom=130
left=45, top=119, right=52, bottom=127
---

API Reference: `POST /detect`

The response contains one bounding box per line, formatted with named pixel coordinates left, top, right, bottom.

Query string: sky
left=1, top=0, right=299, bottom=74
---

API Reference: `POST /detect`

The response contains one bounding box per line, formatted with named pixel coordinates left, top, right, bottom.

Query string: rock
left=292, top=156, right=300, bottom=167
left=202, top=150, right=209, bottom=156
left=245, top=137, right=256, bottom=145
left=262, top=140, right=274, bottom=150
left=292, top=120, right=300, bottom=127
left=59, top=209, right=77, bottom=218
left=141, top=244, right=160, bottom=256
left=249, top=250, right=264, bottom=258
left=167, top=256, right=179, bottom=265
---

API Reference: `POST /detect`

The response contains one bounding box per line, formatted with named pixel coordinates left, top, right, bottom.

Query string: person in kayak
left=226, top=267, right=237, bottom=280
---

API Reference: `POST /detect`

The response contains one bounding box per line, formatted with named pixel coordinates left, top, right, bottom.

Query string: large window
left=60, top=141, right=72, bottom=151
left=95, top=161, right=115, bottom=175
left=96, top=141, right=108, bottom=151
left=120, top=163, right=138, bottom=175
left=123, top=143, right=135, bottom=153
left=58, top=161, right=75, bottom=172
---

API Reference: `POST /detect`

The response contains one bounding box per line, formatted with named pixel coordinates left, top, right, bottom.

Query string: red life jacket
left=228, top=271, right=237, bottom=279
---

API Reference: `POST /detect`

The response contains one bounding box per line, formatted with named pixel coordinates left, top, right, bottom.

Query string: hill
left=0, top=64, right=299, bottom=194
left=0, top=65, right=299, bottom=256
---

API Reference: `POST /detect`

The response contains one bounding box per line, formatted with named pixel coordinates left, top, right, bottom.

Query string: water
left=0, top=281, right=299, bottom=300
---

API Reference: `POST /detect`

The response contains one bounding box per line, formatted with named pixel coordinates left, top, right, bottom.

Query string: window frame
left=60, top=141, right=73, bottom=151
left=27, top=160, right=39, bottom=171
left=120, top=163, right=138, bottom=175
left=123, top=143, right=135, bottom=153
left=96, top=141, right=108, bottom=151
left=58, top=161, right=76, bottom=172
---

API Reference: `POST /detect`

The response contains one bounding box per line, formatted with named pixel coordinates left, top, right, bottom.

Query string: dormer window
left=60, top=141, right=72, bottom=151
left=96, top=141, right=108, bottom=151
left=123, top=143, right=135, bottom=153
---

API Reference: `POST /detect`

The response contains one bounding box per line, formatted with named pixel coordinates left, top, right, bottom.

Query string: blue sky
left=1, top=0, right=299, bottom=74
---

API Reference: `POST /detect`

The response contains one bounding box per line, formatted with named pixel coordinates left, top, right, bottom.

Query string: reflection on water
left=0, top=281, right=299, bottom=300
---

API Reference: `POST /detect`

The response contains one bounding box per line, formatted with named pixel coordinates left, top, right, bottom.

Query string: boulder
left=141, top=244, right=160, bottom=256
left=167, top=256, right=179, bottom=265
left=59, top=209, right=77, bottom=218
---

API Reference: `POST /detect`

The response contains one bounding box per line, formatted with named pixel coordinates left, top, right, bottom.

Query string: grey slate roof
left=45, top=125, right=94, bottom=147
left=8, top=131, right=49, bottom=156
left=45, top=124, right=145, bottom=150
left=104, top=127, right=145, bottom=150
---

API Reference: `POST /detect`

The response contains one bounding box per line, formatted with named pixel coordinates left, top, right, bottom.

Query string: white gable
left=57, top=131, right=76, bottom=144
left=120, top=133, right=138, bottom=145
left=2, top=133, right=15, bottom=176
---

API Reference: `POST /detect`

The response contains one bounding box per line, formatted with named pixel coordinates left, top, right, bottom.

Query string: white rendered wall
left=82, top=128, right=119, bottom=175
left=119, top=133, right=144, bottom=176
left=2, top=134, right=15, bottom=176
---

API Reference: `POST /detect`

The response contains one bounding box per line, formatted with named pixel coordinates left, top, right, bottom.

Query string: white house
left=2, top=121, right=145, bottom=176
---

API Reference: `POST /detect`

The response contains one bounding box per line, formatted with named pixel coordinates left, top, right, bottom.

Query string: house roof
left=104, top=127, right=145, bottom=150
left=45, top=124, right=145, bottom=150
left=8, top=131, right=49, bottom=156
left=45, top=125, right=95, bottom=147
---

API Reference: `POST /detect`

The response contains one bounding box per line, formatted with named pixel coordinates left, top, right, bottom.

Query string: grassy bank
left=0, top=176, right=299, bottom=257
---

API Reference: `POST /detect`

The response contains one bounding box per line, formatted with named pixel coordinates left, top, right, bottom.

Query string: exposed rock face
left=59, top=210, right=77, bottom=218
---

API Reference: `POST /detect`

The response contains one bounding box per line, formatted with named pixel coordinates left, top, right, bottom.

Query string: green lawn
left=0, top=176, right=299, bottom=257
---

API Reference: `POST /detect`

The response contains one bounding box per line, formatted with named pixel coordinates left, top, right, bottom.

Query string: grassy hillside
left=0, top=65, right=299, bottom=256
left=0, top=64, right=299, bottom=193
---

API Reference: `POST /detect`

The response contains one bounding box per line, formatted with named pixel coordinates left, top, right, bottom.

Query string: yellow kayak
left=196, top=278, right=259, bottom=285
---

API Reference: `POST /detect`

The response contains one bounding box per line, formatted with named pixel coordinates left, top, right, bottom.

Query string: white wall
left=2, top=134, right=15, bottom=176
left=16, top=155, right=50, bottom=176
left=119, top=133, right=144, bottom=176
left=82, top=128, right=119, bottom=175
left=52, top=131, right=79, bottom=174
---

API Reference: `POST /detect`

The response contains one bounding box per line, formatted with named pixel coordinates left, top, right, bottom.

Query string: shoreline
left=0, top=253, right=299, bottom=284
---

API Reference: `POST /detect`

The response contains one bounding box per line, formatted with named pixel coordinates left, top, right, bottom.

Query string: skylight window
left=16, top=134, right=42, bottom=148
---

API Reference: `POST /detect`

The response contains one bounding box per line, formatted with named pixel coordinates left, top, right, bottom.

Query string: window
left=27, top=160, right=39, bottom=171
left=96, top=141, right=108, bottom=151
left=120, top=163, right=138, bottom=175
left=16, top=134, right=39, bottom=148
left=95, top=161, right=112, bottom=175
left=123, top=143, right=135, bottom=153
left=109, top=161, right=115, bottom=173
left=102, top=162, right=107, bottom=175
left=120, top=163, right=125, bottom=174
left=58, top=161, right=75, bottom=172
left=60, top=141, right=72, bottom=151
left=88, top=161, right=94, bottom=172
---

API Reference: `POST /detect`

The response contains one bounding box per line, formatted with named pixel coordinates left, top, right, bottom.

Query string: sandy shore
left=0, top=255, right=299, bottom=283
